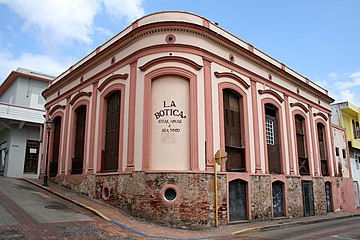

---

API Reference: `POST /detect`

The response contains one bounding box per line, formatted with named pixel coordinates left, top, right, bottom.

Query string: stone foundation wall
left=97, top=172, right=227, bottom=229
left=53, top=172, right=352, bottom=229
left=286, top=176, right=303, bottom=218
left=313, top=177, right=326, bottom=215
left=250, top=175, right=272, bottom=220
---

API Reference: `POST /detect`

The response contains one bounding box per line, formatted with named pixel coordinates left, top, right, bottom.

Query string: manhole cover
left=45, top=204, right=68, bottom=210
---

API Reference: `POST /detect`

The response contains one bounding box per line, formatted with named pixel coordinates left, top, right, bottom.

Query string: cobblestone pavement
left=0, top=177, right=145, bottom=240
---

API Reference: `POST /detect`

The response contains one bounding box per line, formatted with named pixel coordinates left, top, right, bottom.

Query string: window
left=353, top=120, right=360, bottom=139
left=223, top=89, right=245, bottom=172
left=72, top=106, right=86, bottom=174
left=335, top=147, right=339, bottom=157
left=317, top=123, right=328, bottom=176
left=266, top=119, right=274, bottom=145
left=102, top=91, right=121, bottom=172
left=342, top=149, right=346, bottom=159
left=295, top=115, right=309, bottom=175
left=356, top=159, right=359, bottom=170
left=265, top=104, right=281, bottom=174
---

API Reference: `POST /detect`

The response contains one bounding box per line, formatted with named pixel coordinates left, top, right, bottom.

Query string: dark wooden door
left=103, top=92, right=121, bottom=172
left=229, top=179, right=247, bottom=221
left=325, top=182, right=333, bottom=213
left=72, top=106, right=86, bottom=174
left=50, top=117, right=61, bottom=177
left=23, top=140, right=40, bottom=173
left=272, top=181, right=284, bottom=218
left=302, top=181, right=315, bottom=216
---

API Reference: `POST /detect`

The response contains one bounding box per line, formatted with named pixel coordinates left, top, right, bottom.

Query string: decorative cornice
left=48, top=105, right=65, bottom=116
left=258, top=89, right=284, bottom=103
left=98, top=74, right=129, bottom=92
left=139, top=56, right=203, bottom=72
left=290, top=102, right=309, bottom=113
left=214, top=71, right=250, bottom=89
left=70, top=92, right=92, bottom=106
left=313, top=112, right=328, bottom=121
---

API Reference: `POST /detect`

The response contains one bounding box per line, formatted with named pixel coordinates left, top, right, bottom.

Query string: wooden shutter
left=72, top=106, right=86, bottom=174
left=223, top=90, right=245, bottom=172
left=296, top=115, right=309, bottom=175
left=265, top=104, right=281, bottom=174
left=50, top=117, right=61, bottom=177
left=103, top=91, right=121, bottom=172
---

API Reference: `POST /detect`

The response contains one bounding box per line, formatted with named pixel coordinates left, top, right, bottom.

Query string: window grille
left=266, top=118, right=274, bottom=145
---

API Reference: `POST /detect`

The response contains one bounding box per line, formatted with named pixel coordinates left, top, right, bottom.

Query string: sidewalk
left=24, top=178, right=360, bottom=239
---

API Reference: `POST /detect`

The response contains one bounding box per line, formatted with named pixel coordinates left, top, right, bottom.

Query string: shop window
left=102, top=91, right=121, bottom=172
left=223, top=89, right=245, bottom=172
left=295, top=115, right=309, bottom=175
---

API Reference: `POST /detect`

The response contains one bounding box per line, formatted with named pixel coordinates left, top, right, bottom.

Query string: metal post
left=214, top=160, right=218, bottom=227
left=43, top=120, right=52, bottom=186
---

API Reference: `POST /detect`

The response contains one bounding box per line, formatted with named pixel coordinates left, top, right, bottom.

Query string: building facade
left=42, top=11, right=355, bottom=228
left=0, top=67, right=52, bottom=178
left=332, top=101, right=360, bottom=207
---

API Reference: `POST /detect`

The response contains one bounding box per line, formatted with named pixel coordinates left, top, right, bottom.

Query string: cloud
left=326, top=71, right=360, bottom=106
left=102, top=0, right=144, bottom=22
left=0, top=50, right=70, bottom=82
left=0, top=0, right=144, bottom=51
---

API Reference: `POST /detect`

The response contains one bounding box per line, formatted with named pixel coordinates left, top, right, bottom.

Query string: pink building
left=42, top=11, right=356, bottom=228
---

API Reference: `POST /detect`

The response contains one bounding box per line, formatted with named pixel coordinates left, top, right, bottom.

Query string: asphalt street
left=242, top=215, right=360, bottom=240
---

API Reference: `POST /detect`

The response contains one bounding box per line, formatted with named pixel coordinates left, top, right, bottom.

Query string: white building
left=0, top=67, right=53, bottom=178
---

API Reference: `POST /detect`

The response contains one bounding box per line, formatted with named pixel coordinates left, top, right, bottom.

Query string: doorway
left=302, top=181, right=315, bottom=216
left=23, top=140, right=40, bottom=173
left=272, top=181, right=285, bottom=218
left=229, top=179, right=247, bottom=221
left=325, top=182, right=333, bottom=213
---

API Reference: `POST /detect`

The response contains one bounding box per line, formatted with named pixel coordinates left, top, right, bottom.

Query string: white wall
left=5, top=125, right=42, bottom=179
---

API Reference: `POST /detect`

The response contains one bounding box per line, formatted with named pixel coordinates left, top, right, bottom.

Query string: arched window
left=102, top=91, right=121, bottom=172
left=223, top=89, right=245, bottom=172
left=50, top=116, right=61, bottom=177
left=317, top=123, right=328, bottom=176
left=72, top=105, right=86, bottom=174
left=295, top=115, right=309, bottom=175
left=265, top=103, right=282, bottom=174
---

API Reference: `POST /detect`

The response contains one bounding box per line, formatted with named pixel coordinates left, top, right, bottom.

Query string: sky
left=0, top=0, right=359, bottom=105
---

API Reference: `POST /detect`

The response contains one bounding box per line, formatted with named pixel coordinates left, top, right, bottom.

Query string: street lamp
left=43, top=119, right=52, bottom=186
